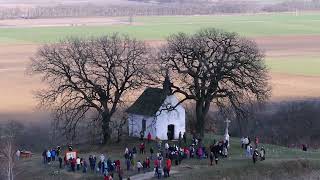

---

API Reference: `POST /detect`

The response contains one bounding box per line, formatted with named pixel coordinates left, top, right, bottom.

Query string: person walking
left=255, top=136, right=259, bottom=148
left=46, top=149, right=51, bottom=164
left=140, top=130, right=144, bottom=141
left=246, top=144, right=251, bottom=158
left=240, top=137, right=244, bottom=148
left=178, top=132, right=182, bottom=147
left=139, top=142, right=145, bottom=154
left=56, top=146, right=61, bottom=157
left=150, top=147, right=154, bottom=160
left=76, top=157, right=81, bottom=170
left=83, top=159, right=88, bottom=173
left=42, top=149, right=47, bottom=164
left=118, top=167, right=123, bottom=180
left=209, top=151, right=214, bottom=166
left=100, top=154, right=105, bottom=163
left=165, top=158, right=171, bottom=177
left=92, top=155, right=97, bottom=172
left=146, top=157, right=150, bottom=169
left=260, top=147, right=266, bottom=161
left=183, top=132, right=187, bottom=145
left=16, top=150, right=21, bottom=160
left=147, top=132, right=151, bottom=143
left=253, top=148, right=259, bottom=164
left=126, top=158, right=131, bottom=171
left=51, top=149, right=56, bottom=161
left=71, top=158, right=76, bottom=172
left=59, top=156, right=63, bottom=169
left=154, top=158, right=161, bottom=179
left=136, top=160, right=143, bottom=173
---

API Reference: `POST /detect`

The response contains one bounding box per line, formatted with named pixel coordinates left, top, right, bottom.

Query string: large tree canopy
left=159, top=28, right=270, bottom=136
left=29, top=34, right=150, bottom=143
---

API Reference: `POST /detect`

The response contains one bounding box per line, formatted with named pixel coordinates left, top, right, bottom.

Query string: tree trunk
left=195, top=100, right=211, bottom=138
left=236, top=115, right=243, bottom=136
left=101, top=112, right=111, bottom=144
left=196, top=101, right=205, bottom=138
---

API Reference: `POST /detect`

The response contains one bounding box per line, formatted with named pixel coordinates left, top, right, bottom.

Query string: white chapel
left=126, top=75, right=185, bottom=140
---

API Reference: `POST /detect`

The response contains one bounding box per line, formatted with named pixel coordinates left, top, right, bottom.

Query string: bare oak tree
left=0, top=136, right=15, bottom=180
left=159, top=28, right=270, bottom=137
left=28, top=34, right=150, bottom=143
left=0, top=121, right=24, bottom=180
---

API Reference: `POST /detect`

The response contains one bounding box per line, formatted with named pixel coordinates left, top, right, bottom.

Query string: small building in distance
left=126, top=75, right=185, bottom=140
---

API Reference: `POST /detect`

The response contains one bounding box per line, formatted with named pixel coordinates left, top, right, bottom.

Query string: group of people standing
left=42, top=146, right=61, bottom=165
left=241, top=136, right=266, bottom=163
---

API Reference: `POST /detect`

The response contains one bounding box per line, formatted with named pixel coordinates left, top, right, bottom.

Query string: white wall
left=155, top=95, right=185, bottom=140
left=128, top=114, right=157, bottom=139
left=128, top=95, right=186, bottom=140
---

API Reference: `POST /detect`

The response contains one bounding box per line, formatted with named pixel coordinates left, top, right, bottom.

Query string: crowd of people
left=40, top=132, right=270, bottom=179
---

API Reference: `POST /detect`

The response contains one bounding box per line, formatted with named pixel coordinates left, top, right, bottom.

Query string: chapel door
left=167, top=124, right=175, bottom=140
left=142, top=119, right=146, bottom=132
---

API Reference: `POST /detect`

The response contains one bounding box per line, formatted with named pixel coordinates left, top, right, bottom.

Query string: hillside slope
left=16, top=135, right=320, bottom=180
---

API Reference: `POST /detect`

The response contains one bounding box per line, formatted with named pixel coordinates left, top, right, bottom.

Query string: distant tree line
left=0, top=1, right=259, bottom=19
left=2, top=1, right=320, bottom=20
left=263, top=0, right=320, bottom=12
left=226, top=99, right=320, bottom=148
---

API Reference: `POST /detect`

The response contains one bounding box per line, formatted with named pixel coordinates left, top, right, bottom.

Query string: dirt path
left=130, top=170, right=178, bottom=180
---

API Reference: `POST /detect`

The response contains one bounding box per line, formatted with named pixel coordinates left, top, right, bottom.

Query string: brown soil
left=254, top=35, right=320, bottom=58
left=270, top=73, right=320, bottom=101
left=0, top=44, right=41, bottom=113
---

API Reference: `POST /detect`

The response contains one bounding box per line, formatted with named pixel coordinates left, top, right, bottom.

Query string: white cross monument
left=224, top=118, right=231, bottom=148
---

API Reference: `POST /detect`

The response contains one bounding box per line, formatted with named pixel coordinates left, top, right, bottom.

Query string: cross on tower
left=224, top=119, right=231, bottom=148
left=225, top=118, right=231, bottom=136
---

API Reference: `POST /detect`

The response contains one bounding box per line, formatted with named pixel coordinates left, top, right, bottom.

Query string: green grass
left=266, top=56, right=320, bottom=76
left=3, top=12, right=320, bottom=44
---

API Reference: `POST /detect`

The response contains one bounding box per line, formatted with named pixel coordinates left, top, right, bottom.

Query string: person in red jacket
left=115, top=160, right=121, bottom=172
left=139, top=142, right=145, bottom=154
left=104, top=174, right=109, bottom=180
left=255, top=136, right=259, bottom=148
left=104, top=173, right=113, bottom=180
left=166, top=158, right=172, bottom=177
left=147, top=132, right=152, bottom=143
left=146, top=157, right=150, bottom=169
left=154, top=158, right=161, bottom=179
left=71, top=158, right=76, bottom=172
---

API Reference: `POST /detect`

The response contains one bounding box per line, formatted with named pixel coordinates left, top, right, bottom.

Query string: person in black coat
left=253, top=148, right=259, bottom=164
left=210, top=144, right=219, bottom=165
left=59, top=157, right=63, bottom=169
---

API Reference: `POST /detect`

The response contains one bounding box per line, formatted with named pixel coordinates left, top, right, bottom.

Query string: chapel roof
left=126, top=87, right=168, bottom=116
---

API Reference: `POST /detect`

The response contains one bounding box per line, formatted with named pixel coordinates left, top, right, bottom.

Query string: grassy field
left=266, top=56, right=320, bottom=76
left=2, top=12, right=320, bottom=43
left=18, top=134, right=320, bottom=180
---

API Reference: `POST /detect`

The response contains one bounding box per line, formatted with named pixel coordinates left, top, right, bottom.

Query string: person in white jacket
left=246, top=144, right=251, bottom=158
left=100, top=154, right=105, bottom=162
left=16, top=150, right=21, bottom=160
left=76, top=157, right=81, bottom=170
left=46, top=150, right=51, bottom=163
left=136, top=160, right=143, bottom=173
